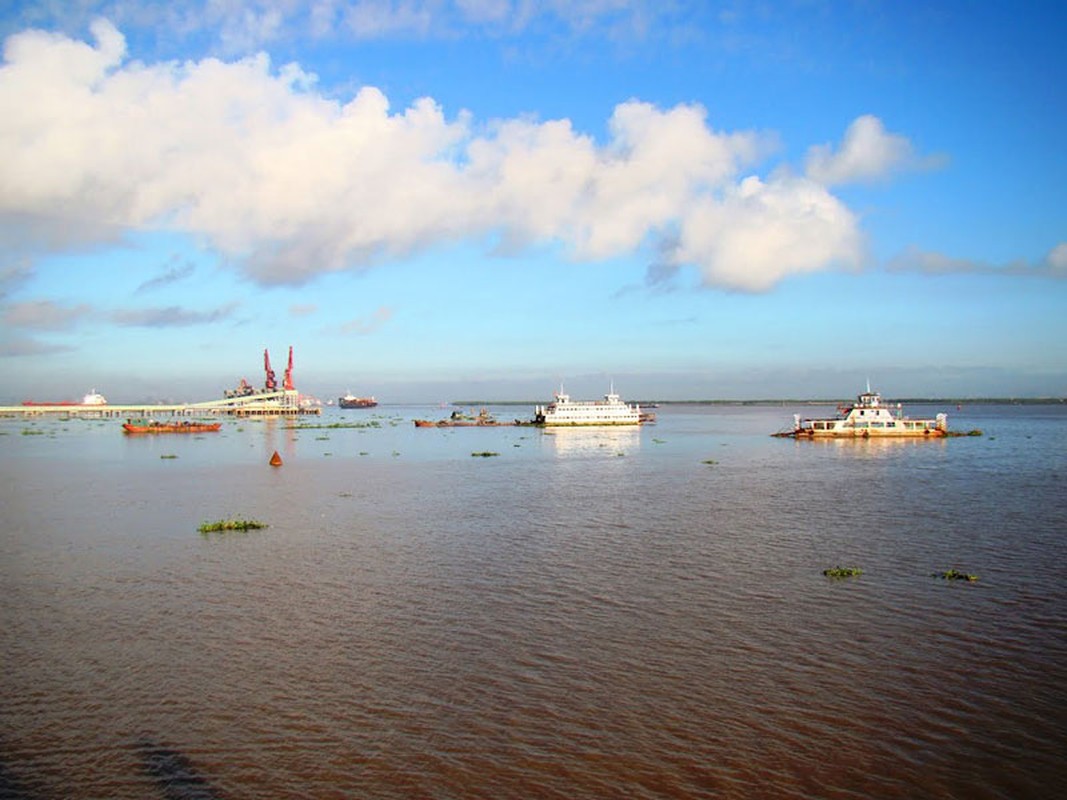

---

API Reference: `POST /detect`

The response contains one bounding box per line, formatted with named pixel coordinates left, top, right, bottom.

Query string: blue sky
left=1, top=0, right=1064, bottom=403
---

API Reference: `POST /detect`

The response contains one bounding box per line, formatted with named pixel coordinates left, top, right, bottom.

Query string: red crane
left=283, top=346, right=294, bottom=391
left=264, top=348, right=277, bottom=391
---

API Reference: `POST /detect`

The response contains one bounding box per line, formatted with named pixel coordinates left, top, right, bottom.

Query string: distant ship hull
left=339, top=395, right=378, bottom=409
left=23, top=390, right=107, bottom=407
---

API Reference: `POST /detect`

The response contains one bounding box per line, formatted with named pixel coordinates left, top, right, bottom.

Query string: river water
left=1, top=403, right=1065, bottom=799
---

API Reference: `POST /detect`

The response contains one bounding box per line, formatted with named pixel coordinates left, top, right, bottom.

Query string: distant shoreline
left=448, top=398, right=1066, bottom=407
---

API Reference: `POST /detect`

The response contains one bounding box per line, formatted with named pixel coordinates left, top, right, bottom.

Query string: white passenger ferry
left=776, top=384, right=948, bottom=439
left=533, top=385, right=643, bottom=427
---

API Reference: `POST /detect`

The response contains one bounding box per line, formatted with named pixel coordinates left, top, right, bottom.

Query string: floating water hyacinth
left=933, top=569, right=978, bottom=581
left=471, top=451, right=499, bottom=457
left=823, top=566, right=863, bottom=578
left=198, top=519, right=268, bottom=534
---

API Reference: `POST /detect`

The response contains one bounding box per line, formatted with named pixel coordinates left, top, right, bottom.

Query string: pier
left=0, top=390, right=321, bottom=419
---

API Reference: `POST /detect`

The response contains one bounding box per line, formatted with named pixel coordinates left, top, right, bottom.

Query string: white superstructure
left=780, top=384, right=947, bottom=438
left=533, top=385, right=642, bottom=427
left=81, top=390, right=107, bottom=405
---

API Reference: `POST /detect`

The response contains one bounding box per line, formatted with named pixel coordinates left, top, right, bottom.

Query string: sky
left=0, top=0, right=1065, bottom=404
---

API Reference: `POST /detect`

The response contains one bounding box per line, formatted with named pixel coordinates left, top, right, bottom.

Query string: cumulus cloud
left=805, top=114, right=942, bottom=186
left=670, top=175, right=864, bottom=291
left=0, top=20, right=870, bottom=292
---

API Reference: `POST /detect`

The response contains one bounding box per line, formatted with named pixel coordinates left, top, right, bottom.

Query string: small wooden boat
left=123, top=418, right=222, bottom=434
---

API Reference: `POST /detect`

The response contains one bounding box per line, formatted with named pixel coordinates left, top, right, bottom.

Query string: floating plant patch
left=198, top=519, right=268, bottom=534
left=932, top=569, right=978, bottom=581
left=823, top=566, right=863, bottom=578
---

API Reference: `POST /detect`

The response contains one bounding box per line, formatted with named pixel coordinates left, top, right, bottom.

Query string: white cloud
left=805, top=114, right=939, bottom=186
left=672, top=175, right=864, bottom=292
left=0, top=21, right=869, bottom=291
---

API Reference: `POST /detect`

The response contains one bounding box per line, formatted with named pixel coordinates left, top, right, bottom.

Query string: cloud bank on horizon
left=0, top=18, right=978, bottom=294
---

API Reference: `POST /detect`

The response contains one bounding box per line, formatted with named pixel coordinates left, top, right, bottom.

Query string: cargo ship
left=22, top=390, right=108, bottom=407
left=339, top=394, right=378, bottom=409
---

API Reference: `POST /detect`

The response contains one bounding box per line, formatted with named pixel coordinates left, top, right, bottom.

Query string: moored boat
left=533, top=384, right=643, bottom=427
left=774, top=385, right=947, bottom=439
left=413, top=408, right=512, bottom=427
left=123, top=418, right=222, bottom=434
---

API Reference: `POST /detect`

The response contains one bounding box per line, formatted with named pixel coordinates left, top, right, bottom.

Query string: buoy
left=269, top=451, right=283, bottom=467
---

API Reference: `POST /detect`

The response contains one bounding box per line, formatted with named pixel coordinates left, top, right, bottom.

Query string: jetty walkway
left=0, top=390, right=321, bottom=419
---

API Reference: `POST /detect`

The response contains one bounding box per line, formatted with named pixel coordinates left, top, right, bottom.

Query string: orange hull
left=123, top=422, right=221, bottom=434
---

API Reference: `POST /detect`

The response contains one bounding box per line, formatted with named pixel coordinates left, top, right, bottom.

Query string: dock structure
left=0, top=390, right=321, bottom=419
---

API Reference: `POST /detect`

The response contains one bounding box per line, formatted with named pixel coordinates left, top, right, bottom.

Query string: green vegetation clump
left=933, top=569, right=978, bottom=581
left=702, top=459, right=718, bottom=465
left=471, top=451, right=499, bottom=457
left=287, top=421, right=382, bottom=430
left=198, top=518, right=267, bottom=534
left=160, top=454, right=178, bottom=459
left=823, top=566, right=863, bottom=578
